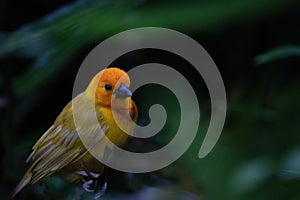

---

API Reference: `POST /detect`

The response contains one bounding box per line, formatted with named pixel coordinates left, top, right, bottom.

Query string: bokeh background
left=1, top=0, right=300, bottom=199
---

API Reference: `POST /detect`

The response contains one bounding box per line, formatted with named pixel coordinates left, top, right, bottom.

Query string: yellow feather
left=12, top=68, right=138, bottom=197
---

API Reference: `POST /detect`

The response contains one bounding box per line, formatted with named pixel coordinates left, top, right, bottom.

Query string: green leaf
left=255, top=46, right=300, bottom=65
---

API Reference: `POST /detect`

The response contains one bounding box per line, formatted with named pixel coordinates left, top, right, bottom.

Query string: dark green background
left=1, top=0, right=300, bottom=199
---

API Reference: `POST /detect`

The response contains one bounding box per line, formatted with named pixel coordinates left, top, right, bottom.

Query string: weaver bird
left=13, top=68, right=138, bottom=198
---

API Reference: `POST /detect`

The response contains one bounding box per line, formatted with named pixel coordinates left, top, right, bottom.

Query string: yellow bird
left=13, top=67, right=138, bottom=197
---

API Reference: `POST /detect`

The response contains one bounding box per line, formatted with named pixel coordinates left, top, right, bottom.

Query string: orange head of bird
left=86, top=68, right=132, bottom=107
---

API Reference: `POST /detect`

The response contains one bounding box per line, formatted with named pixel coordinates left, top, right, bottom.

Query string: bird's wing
left=26, top=93, right=107, bottom=184
left=12, top=94, right=108, bottom=197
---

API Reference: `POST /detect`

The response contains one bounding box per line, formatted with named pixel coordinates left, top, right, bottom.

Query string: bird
left=12, top=67, right=138, bottom=198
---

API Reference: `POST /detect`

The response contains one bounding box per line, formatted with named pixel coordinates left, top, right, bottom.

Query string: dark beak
left=113, top=83, right=132, bottom=98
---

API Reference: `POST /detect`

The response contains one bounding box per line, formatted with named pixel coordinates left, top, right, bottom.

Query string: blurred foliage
left=1, top=0, right=300, bottom=199
left=255, top=45, right=300, bottom=64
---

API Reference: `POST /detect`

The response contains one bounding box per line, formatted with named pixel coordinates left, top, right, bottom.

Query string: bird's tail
left=11, top=173, right=32, bottom=199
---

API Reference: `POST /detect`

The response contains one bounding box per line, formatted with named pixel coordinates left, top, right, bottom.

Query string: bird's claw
left=74, top=171, right=101, bottom=180
left=73, top=162, right=106, bottom=198
left=75, top=162, right=103, bottom=180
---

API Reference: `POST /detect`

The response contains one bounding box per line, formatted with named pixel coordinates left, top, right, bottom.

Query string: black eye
left=104, top=84, right=112, bottom=91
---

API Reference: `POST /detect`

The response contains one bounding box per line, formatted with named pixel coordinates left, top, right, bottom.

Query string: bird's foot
left=74, top=162, right=107, bottom=199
